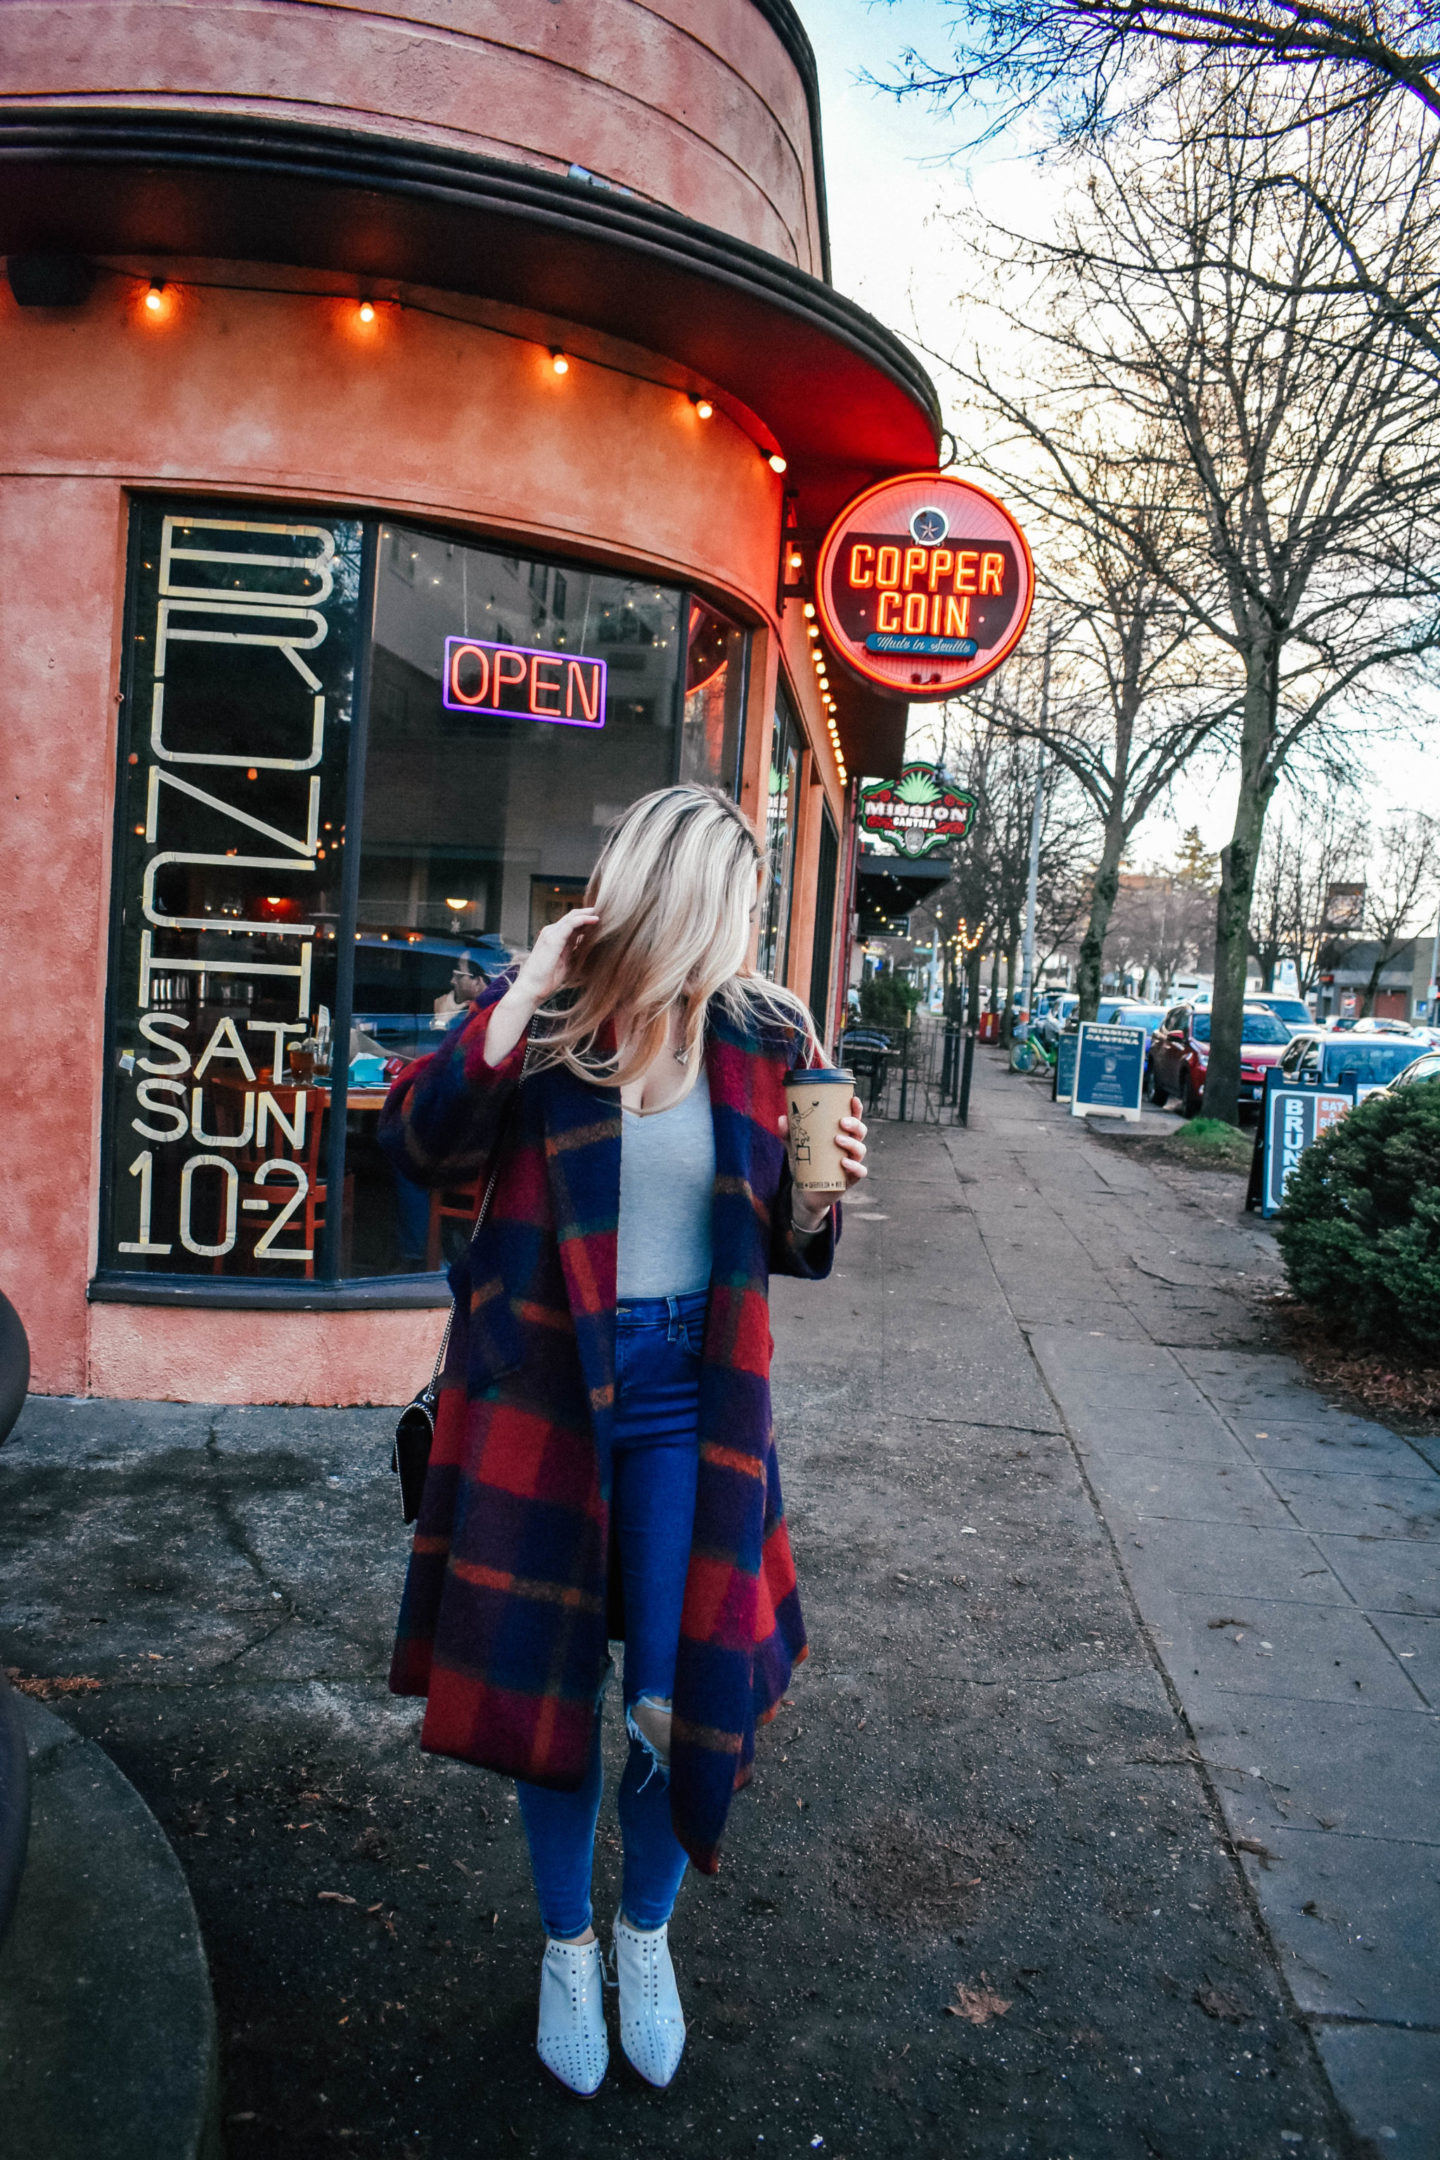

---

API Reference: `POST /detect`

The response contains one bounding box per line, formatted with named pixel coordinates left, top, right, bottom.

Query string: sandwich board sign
left=1259, top=1076, right=1354, bottom=1217
left=1071, top=1023, right=1145, bottom=1122
left=1053, top=1031, right=1079, bottom=1103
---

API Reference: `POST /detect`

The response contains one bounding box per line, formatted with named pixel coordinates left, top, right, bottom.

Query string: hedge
left=1275, top=1080, right=1440, bottom=1353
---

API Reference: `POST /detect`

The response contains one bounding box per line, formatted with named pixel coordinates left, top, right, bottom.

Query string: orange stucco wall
left=0, top=264, right=841, bottom=1403
left=0, top=0, right=824, bottom=272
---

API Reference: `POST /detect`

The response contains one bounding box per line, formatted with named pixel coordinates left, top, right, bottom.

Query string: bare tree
left=959, top=442, right=1229, bottom=1020
left=878, top=0, right=1440, bottom=145
left=947, top=74, right=1440, bottom=1116
left=1356, top=810, right=1439, bottom=1012
left=1250, top=786, right=1367, bottom=996
left=880, top=0, right=1440, bottom=387
left=917, top=693, right=1093, bottom=1023
left=1107, top=830, right=1219, bottom=995
left=1249, top=817, right=1301, bottom=992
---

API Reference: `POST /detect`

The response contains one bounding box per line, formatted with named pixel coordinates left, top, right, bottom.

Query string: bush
left=858, top=972, right=922, bottom=1032
left=1275, top=1083, right=1440, bottom=1353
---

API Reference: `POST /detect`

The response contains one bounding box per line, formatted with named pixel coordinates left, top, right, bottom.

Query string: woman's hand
left=484, top=907, right=598, bottom=1068
left=779, top=1095, right=867, bottom=1234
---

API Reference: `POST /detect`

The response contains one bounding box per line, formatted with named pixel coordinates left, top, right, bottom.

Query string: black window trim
left=92, top=493, right=749, bottom=1309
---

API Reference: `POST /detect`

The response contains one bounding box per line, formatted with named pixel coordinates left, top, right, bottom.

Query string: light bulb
left=691, top=395, right=714, bottom=419
left=767, top=451, right=788, bottom=474
left=144, top=280, right=165, bottom=314
left=551, top=350, right=570, bottom=375
left=357, top=299, right=376, bottom=324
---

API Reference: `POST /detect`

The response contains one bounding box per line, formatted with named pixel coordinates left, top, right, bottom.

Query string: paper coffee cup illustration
left=783, top=1065, right=855, bottom=1195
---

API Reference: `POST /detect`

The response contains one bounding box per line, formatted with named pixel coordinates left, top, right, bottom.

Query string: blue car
left=1278, top=1029, right=1434, bottom=1099
left=351, top=931, right=515, bottom=1061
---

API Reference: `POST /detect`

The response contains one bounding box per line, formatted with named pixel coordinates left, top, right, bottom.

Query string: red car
left=1147, top=1002, right=1292, bottom=1118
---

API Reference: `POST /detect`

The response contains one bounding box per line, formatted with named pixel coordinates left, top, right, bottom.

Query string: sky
left=796, top=0, right=1440, bottom=874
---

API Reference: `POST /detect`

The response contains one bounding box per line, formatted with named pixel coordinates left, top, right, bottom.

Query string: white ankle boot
left=614, top=1914, right=686, bottom=2087
left=536, top=1937, right=609, bottom=2097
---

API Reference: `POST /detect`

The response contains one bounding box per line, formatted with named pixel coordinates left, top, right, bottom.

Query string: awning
left=856, top=851, right=952, bottom=936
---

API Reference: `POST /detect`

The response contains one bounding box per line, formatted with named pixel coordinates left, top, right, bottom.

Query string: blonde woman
left=381, top=785, right=866, bottom=2096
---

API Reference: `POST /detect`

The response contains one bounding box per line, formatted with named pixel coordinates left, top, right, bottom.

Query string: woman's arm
left=379, top=908, right=599, bottom=1189
left=378, top=977, right=527, bottom=1190
left=480, top=907, right=598, bottom=1068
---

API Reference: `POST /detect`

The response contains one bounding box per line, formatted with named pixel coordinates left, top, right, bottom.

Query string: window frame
left=91, top=497, right=749, bottom=1309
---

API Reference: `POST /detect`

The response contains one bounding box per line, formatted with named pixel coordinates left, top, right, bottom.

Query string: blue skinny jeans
left=516, top=1290, right=705, bottom=1938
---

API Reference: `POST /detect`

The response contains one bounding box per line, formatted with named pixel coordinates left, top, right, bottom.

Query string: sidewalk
left=977, top=1058, right=1440, bottom=2158
left=0, top=1051, right=1412, bottom=2158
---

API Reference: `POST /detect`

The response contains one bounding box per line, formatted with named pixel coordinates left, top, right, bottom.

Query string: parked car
left=1097, top=998, right=1167, bottom=1038
left=1245, top=992, right=1314, bottom=1034
left=351, top=931, right=514, bottom=1060
left=1034, top=993, right=1079, bottom=1048
left=1278, top=1028, right=1434, bottom=1097
left=1386, top=1050, right=1440, bottom=1092
left=1147, top=1001, right=1292, bottom=1117
left=1349, top=1015, right=1423, bottom=1036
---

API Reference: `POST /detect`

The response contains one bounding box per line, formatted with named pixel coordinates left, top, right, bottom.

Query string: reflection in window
left=809, top=805, right=840, bottom=1046
left=102, top=508, right=748, bottom=1290
left=347, top=526, right=686, bottom=1276
left=757, top=689, right=800, bottom=982
left=679, top=598, right=747, bottom=794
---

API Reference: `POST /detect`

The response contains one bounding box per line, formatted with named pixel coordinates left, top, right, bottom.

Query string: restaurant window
left=679, top=598, right=747, bottom=795
left=809, top=804, right=840, bottom=1047
left=756, top=689, right=800, bottom=982
left=98, top=501, right=746, bottom=1298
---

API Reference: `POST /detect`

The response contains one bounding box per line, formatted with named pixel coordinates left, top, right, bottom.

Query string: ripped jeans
left=516, top=1291, right=705, bottom=1938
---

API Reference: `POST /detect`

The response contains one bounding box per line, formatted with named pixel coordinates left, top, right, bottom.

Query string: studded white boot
left=536, top=1937, right=609, bottom=2097
left=614, top=1914, right=686, bottom=2088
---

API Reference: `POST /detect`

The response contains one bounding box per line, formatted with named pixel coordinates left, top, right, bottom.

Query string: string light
left=551, top=350, right=570, bottom=375
left=766, top=450, right=788, bottom=474
left=144, top=280, right=165, bottom=314
left=803, top=602, right=816, bottom=619
left=357, top=299, right=376, bottom=324
left=691, top=395, right=714, bottom=419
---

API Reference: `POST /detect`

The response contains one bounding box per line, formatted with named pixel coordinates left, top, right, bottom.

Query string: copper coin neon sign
left=815, top=474, right=1035, bottom=699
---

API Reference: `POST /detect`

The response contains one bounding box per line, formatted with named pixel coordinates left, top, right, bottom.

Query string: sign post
left=816, top=474, right=1035, bottom=703
left=858, top=764, right=977, bottom=860
left=1259, top=1075, right=1354, bottom=1217
left=1071, top=1023, right=1145, bottom=1122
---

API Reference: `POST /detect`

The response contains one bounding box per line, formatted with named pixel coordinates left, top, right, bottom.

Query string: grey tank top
left=616, top=1064, right=715, bottom=1299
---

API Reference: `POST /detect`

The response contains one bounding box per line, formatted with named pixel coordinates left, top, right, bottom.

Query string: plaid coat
left=380, top=976, right=835, bottom=1874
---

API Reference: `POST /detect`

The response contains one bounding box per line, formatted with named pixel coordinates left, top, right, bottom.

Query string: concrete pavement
left=974, top=1068, right=1440, bottom=2159
left=1, top=1049, right=1422, bottom=2156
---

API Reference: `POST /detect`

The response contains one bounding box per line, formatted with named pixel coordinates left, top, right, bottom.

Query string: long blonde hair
left=529, top=785, right=817, bottom=1086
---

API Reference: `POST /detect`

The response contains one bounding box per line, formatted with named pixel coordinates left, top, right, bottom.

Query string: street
left=5, top=1048, right=1437, bottom=2156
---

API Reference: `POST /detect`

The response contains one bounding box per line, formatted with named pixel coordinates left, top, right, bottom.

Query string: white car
left=1245, top=993, right=1314, bottom=1035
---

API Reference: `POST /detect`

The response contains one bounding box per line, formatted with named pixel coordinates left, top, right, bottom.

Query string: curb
left=0, top=1697, right=223, bottom=2160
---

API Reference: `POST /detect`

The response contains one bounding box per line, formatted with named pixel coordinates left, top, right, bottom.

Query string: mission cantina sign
left=859, top=764, right=977, bottom=860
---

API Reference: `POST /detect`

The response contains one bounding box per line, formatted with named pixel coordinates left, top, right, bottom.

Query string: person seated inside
left=432, top=953, right=486, bottom=1029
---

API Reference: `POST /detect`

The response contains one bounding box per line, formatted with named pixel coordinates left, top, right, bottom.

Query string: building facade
left=0, top=1, right=939, bottom=1404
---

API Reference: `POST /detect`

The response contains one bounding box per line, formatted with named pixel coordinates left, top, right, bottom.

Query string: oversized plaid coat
left=380, top=976, right=835, bottom=1874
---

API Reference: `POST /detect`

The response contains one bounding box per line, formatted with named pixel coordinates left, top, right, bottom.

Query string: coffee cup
left=783, top=1065, right=855, bottom=1196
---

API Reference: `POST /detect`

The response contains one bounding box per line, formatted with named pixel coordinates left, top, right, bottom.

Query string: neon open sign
left=442, top=636, right=607, bottom=728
